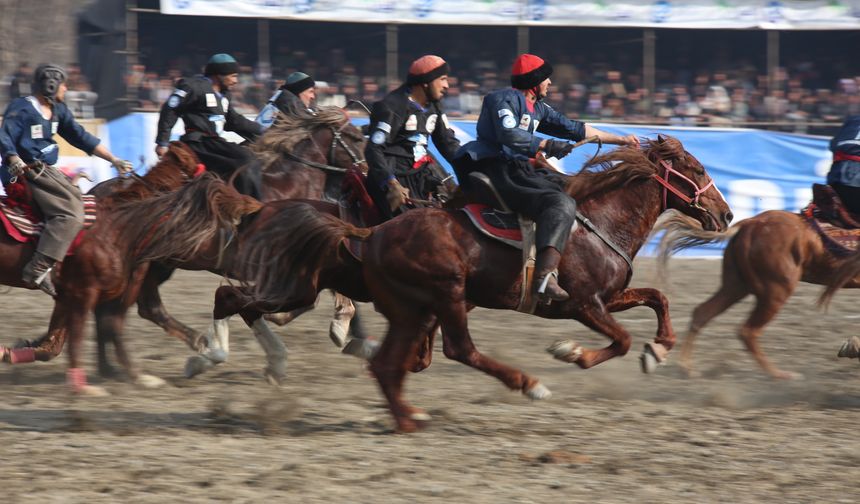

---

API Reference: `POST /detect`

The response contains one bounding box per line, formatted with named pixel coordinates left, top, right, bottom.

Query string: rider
left=453, top=53, right=639, bottom=303
left=256, top=71, right=318, bottom=129
left=0, top=64, right=132, bottom=296
left=155, top=53, right=263, bottom=198
left=364, top=55, right=460, bottom=220
left=828, top=115, right=860, bottom=215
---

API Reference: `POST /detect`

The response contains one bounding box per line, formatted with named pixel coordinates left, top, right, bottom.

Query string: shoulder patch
left=426, top=114, right=437, bottom=134
left=498, top=108, right=514, bottom=118
left=376, top=121, right=392, bottom=133
left=221, top=97, right=229, bottom=111
left=405, top=115, right=418, bottom=131
left=205, top=93, right=217, bottom=107
left=167, top=95, right=181, bottom=108
left=441, top=113, right=450, bottom=129
left=173, top=88, right=188, bottom=98
left=502, top=115, right=517, bottom=129
left=371, top=130, right=386, bottom=145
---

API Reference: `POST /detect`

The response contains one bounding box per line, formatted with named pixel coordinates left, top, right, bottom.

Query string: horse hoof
left=409, top=409, right=432, bottom=422
left=77, top=385, right=110, bottom=397
left=342, top=338, right=380, bottom=360
left=525, top=382, right=552, bottom=400
left=837, top=336, right=860, bottom=359
left=546, top=340, right=582, bottom=363
left=135, top=374, right=167, bottom=389
left=264, top=368, right=286, bottom=387
left=185, top=355, right=215, bottom=378
left=774, top=370, right=804, bottom=381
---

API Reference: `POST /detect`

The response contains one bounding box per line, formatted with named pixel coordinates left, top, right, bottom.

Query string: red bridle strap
left=651, top=159, right=714, bottom=211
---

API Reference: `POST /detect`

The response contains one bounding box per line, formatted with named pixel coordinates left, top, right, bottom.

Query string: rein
left=286, top=116, right=366, bottom=174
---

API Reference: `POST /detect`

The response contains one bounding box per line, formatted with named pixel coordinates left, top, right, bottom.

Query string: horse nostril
left=725, top=211, right=734, bottom=224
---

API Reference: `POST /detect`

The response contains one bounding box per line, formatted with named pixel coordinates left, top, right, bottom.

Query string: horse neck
left=578, top=176, right=663, bottom=257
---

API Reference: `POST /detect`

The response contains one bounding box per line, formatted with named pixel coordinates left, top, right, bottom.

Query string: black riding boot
left=22, top=251, right=57, bottom=297
left=534, top=247, right=569, bottom=303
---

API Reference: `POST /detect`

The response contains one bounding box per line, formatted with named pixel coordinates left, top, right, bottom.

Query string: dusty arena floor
left=2, top=258, right=859, bottom=503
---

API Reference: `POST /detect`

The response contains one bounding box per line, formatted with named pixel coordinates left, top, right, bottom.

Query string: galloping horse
left=236, top=136, right=732, bottom=432
left=654, top=205, right=860, bottom=379
left=0, top=143, right=243, bottom=392
left=94, top=107, right=371, bottom=378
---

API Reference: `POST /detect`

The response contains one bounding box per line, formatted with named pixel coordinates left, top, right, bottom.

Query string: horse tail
left=651, top=211, right=742, bottom=279
left=115, top=173, right=263, bottom=264
left=241, top=202, right=372, bottom=307
left=819, top=250, right=860, bottom=308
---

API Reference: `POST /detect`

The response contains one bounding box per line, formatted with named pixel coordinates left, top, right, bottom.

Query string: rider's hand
left=155, top=145, right=168, bottom=158
left=621, top=135, right=640, bottom=148
left=111, top=158, right=133, bottom=174
left=6, top=155, right=26, bottom=177
left=386, top=178, right=410, bottom=211
left=542, top=139, right=575, bottom=159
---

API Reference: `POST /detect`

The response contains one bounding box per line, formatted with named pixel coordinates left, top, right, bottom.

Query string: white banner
left=160, top=0, right=860, bottom=29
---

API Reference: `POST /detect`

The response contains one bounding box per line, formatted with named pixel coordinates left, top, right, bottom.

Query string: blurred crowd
left=5, top=46, right=859, bottom=134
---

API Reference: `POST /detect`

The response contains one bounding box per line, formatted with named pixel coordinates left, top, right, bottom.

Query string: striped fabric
left=0, top=195, right=97, bottom=243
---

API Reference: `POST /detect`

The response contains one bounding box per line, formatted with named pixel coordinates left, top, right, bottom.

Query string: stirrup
left=27, top=267, right=57, bottom=297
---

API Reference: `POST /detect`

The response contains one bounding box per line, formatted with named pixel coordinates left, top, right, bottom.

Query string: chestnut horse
left=94, top=107, right=371, bottom=377
left=0, top=143, right=234, bottom=391
left=654, top=207, right=860, bottom=379
left=236, top=136, right=732, bottom=432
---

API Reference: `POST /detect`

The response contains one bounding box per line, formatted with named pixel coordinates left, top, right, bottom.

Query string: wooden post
left=517, top=25, right=529, bottom=55
left=386, top=24, right=398, bottom=90
left=767, top=30, right=779, bottom=94
left=643, top=28, right=656, bottom=109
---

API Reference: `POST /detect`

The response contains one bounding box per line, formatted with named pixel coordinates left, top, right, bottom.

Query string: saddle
left=461, top=172, right=541, bottom=314
left=801, top=183, right=860, bottom=256
left=0, top=178, right=97, bottom=254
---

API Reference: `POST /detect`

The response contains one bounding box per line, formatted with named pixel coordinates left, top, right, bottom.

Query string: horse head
left=646, top=135, right=732, bottom=232
left=309, top=109, right=368, bottom=173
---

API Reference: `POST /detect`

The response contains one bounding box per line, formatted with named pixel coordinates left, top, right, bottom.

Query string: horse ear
left=656, top=134, right=666, bottom=144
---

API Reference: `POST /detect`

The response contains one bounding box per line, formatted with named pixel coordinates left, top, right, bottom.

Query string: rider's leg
left=188, top=138, right=261, bottom=199
left=532, top=193, right=576, bottom=302
left=22, top=166, right=85, bottom=295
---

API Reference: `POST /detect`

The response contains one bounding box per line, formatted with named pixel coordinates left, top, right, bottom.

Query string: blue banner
left=110, top=113, right=831, bottom=257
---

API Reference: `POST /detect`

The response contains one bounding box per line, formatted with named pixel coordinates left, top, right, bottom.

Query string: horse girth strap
left=576, top=212, right=634, bottom=278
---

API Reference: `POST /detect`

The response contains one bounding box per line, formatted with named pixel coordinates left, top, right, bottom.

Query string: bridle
left=283, top=115, right=367, bottom=173
left=651, top=158, right=715, bottom=212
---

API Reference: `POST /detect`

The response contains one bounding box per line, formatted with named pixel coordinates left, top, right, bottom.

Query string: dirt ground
left=1, top=258, right=859, bottom=503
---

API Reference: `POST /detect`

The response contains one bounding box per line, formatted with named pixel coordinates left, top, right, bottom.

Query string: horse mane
left=241, top=201, right=372, bottom=306
left=565, top=136, right=685, bottom=201
left=252, top=106, right=363, bottom=168
left=111, top=142, right=202, bottom=202
left=113, top=173, right=263, bottom=264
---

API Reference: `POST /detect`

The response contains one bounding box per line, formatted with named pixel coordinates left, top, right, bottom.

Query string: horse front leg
left=547, top=298, right=633, bottom=369
left=603, top=288, right=674, bottom=373
left=63, top=290, right=110, bottom=396
left=137, top=263, right=206, bottom=352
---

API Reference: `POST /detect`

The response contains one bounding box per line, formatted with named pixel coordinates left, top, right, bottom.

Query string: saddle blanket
left=802, top=205, right=860, bottom=257
left=461, top=203, right=523, bottom=248
left=0, top=194, right=98, bottom=246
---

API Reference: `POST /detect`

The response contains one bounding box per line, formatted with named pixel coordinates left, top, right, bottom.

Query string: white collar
left=25, top=96, right=52, bottom=120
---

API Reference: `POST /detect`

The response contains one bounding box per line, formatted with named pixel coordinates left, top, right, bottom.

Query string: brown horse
left=237, top=136, right=732, bottom=432
left=654, top=207, right=860, bottom=380
left=95, top=107, right=371, bottom=377
left=1, top=146, right=259, bottom=394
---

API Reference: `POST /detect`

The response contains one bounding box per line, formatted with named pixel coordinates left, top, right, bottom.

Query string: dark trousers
left=832, top=183, right=860, bottom=215
left=26, top=166, right=85, bottom=261
left=454, top=156, right=576, bottom=252
left=184, top=136, right=261, bottom=199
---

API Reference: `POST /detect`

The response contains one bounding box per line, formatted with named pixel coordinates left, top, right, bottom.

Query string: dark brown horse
left=1, top=146, right=260, bottom=394
left=654, top=207, right=860, bottom=380
left=95, top=107, right=370, bottom=377
left=236, top=136, right=732, bottom=432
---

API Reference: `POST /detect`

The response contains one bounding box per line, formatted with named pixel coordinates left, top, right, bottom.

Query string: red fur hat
left=511, top=54, right=553, bottom=90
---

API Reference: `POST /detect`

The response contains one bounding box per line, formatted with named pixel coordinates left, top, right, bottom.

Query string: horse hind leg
left=329, top=291, right=354, bottom=348
left=95, top=300, right=166, bottom=389
left=738, top=291, right=800, bottom=380
left=137, top=265, right=206, bottom=352
left=603, top=288, right=674, bottom=373
left=679, top=282, right=748, bottom=377
left=369, top=318, right=434, bottom=433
